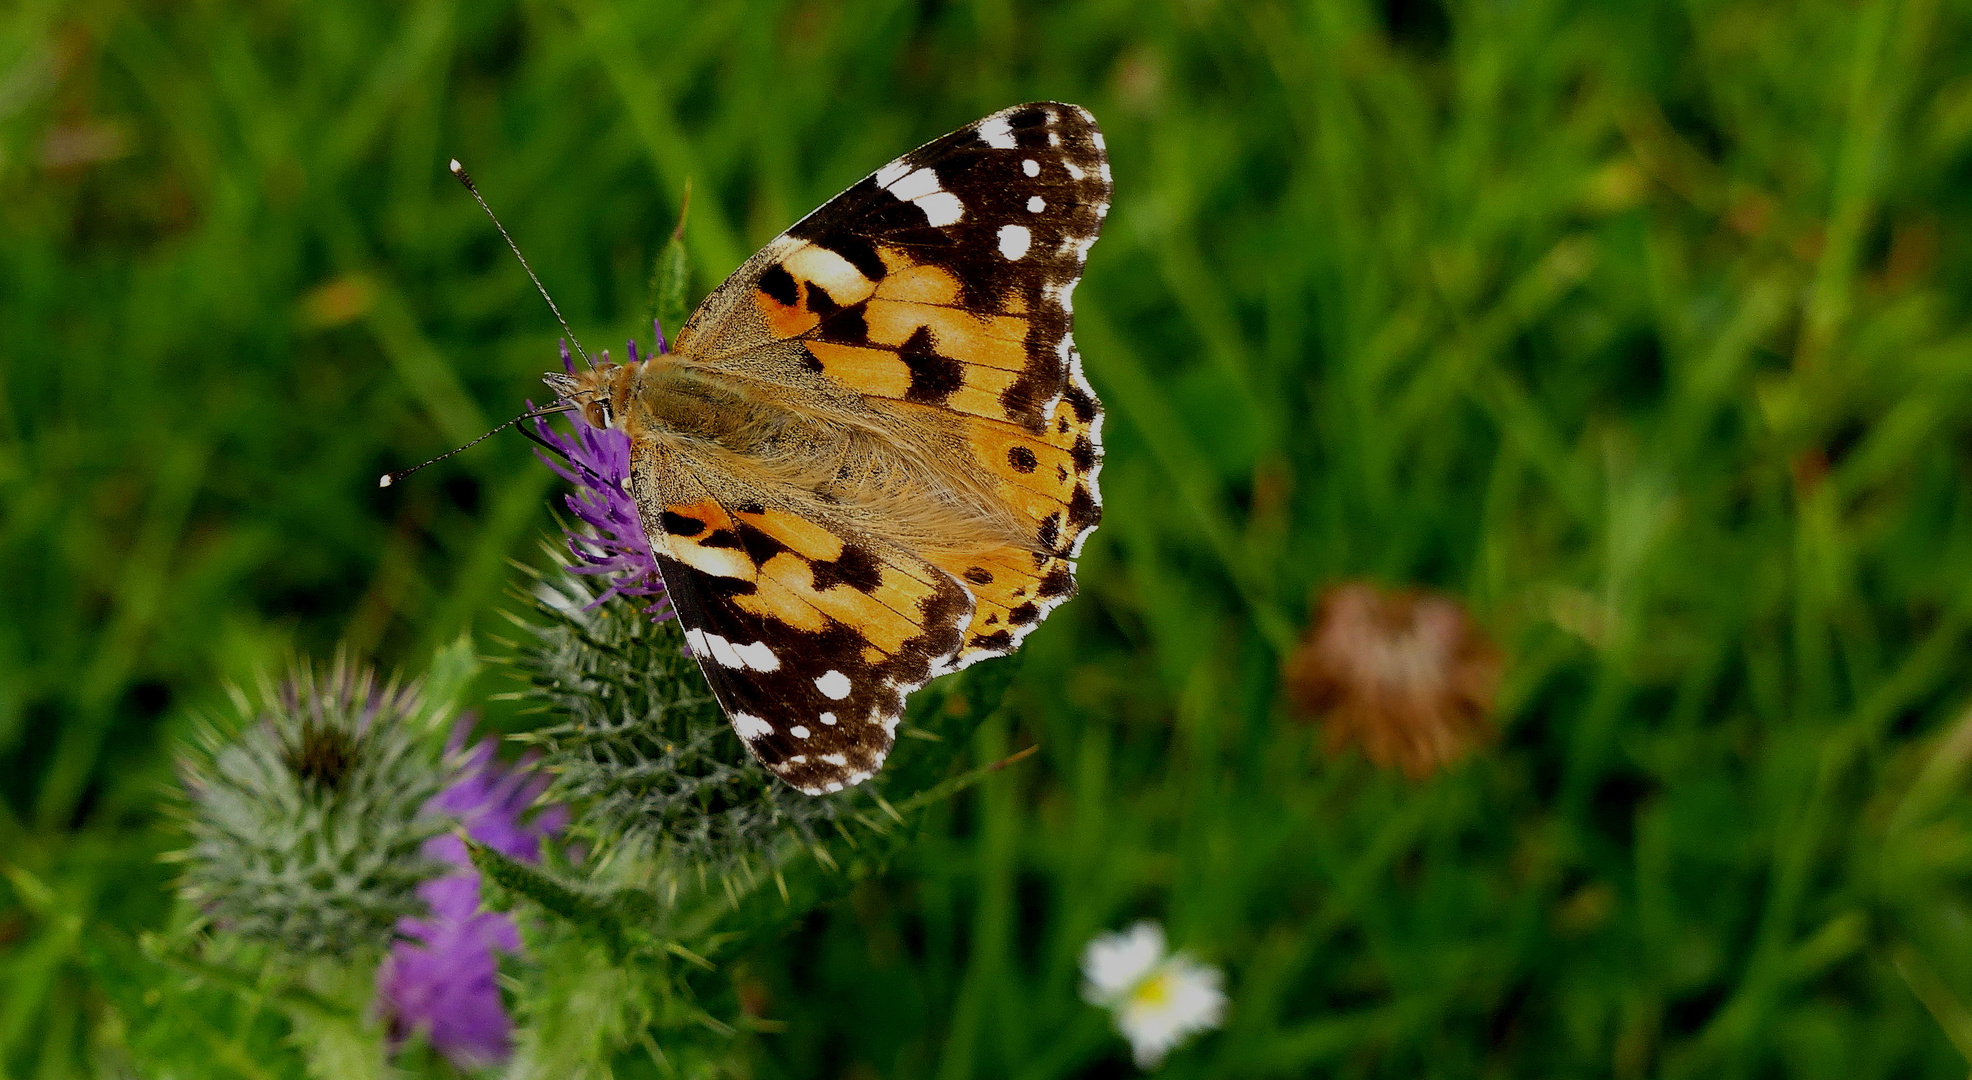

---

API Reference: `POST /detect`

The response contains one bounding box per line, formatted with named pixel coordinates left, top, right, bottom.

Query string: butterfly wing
left=630, top=439, right=974, bottom=794
left=645, top=102, right=1109, bottom=792
left=676, top=101, right=1109, bottom=661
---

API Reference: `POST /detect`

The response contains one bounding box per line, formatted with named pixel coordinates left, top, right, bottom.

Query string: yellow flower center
left=1129, top=969, right=1175, bottom=1010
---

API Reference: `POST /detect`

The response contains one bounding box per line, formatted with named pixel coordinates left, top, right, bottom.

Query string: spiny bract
left=174, top=658, right=451, bottom=958
left=504, top=561, right=864, bottom=870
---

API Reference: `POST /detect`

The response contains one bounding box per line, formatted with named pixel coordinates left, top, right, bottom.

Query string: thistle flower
left=1081, top=921, right=1227, bottom=1069
left=174, top=659, right=449, bottom=959
left=1283, top=582, right=1502, bottom=779
left=530, top=338, right=670, bottom=616
left=376, top=724, right=567, bottom=1069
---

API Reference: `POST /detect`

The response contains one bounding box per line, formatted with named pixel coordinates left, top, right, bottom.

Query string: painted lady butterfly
left=549, top=102, right=1109, bottom=794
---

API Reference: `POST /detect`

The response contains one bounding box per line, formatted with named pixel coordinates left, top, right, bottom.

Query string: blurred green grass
left=10, top=0, right=1972, bottom=1074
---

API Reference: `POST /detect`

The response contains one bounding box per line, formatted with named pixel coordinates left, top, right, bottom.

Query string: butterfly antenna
left=379, top=402, right=577, bottom=488
left=449, top=159, right=594, bottom=369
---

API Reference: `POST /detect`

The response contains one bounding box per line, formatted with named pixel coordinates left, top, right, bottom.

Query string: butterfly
left=548, top=102, right=1109, bottom=795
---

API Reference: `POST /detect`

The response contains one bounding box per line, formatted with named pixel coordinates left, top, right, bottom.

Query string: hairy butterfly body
left=553, top=102, right=1109, bottom=794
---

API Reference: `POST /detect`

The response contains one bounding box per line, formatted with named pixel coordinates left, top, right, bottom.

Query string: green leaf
left=416, top=630, right=481, bottom=732
left=649, top=180, right=692, bottom=347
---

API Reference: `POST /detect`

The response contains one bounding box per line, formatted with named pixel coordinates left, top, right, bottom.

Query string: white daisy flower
left=1081, top=921, right=1227, bottom=1069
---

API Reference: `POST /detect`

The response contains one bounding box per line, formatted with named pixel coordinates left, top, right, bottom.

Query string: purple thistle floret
left=529, top=411, right=669, bottom=613
left=527, top=330, right=675, bottom=620
left=376, top=724, right=568, bottom=1069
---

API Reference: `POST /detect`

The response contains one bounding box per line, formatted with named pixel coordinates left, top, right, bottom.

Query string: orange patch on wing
left=850, top=362, right=1032, bottom=423
left=961, top=421, right=1079, bottom=502
left=811, top=336, right=1045, bottom=425
left=704, top=504, right=966, bottom=656
left=919, top=397, right=1101, bottom=665
left=807, top=340, right=913, bottom=397
left=756, top=288, right=820, bottom=338
left=928, top=545, right=1075, bottom=657
left=663, top=499, right=725, bottom=533
left=731, top=550, right=952, bottom=656
left=734, top=562, right=831, bottom=634
left=732, top=507, right=846, bottom=562
left=940, top=364, right=1024, bottom=421
left=872, top=246, right=1032, bottom=315
left=862, top=300, right=1030, bottom=362
left=876, top=261, right=962, bottom=306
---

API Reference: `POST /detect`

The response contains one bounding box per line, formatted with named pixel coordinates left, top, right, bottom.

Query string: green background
left=9, top=0, right=1972, bottom=1075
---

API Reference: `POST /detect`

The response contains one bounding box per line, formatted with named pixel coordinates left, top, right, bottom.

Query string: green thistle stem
left=286, top=957, right=392, bottom=1080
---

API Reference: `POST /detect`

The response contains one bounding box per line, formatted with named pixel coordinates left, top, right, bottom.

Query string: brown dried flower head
left=1283, top=582, right=1502, bottom=779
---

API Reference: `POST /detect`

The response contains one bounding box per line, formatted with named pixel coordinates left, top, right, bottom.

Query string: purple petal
left=377, top=723, right=566, bottom=1070
left=527, top=399, right=672, bottom=620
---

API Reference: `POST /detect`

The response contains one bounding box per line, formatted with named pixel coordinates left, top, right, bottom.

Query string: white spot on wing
left=917, top=191, right=964, bottom=227
left=881, top=711, right=900, bottom=736
left=789, top=754, right=808, bottom=764
left=1065, top=161, right=1085, bottom=181
left=820, top=712, right=838, bottom=725
left=821, top=753, right=848, bottom=766
left=875, top=160, right=910, bottom=188
left=890, top=166, right=941, bottom=202
left=1028, top=195, right=1046, bottom=213
left=1023, top=158, right=1040, bottom=177
left=978, top=115, right=1017, bottom=149
left=867, top=164, right=967, bottom=228
left=706, top=633, right=744, bottom=669
left=1099, top=162, right=1112, bottom=183
left=815, top=670, right=852, bottom=700
left=791, top=725, right=811, bottom=739
left=732, top=640, right=780, bottom=672
left=684, top=628, right=708, bottom=657
left=785, top=245, right=871, bottom=297
left=998, top=224, right=1032, bottom=260
left=734, top=713, right=774, bottom=740
left=1092, top=131, right=1106, bottom=151
left=1052, top=280, right=1077, bottom=313
left=672, top=540, right=752, bottom=580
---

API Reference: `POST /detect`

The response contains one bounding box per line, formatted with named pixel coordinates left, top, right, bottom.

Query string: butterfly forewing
left=641, top=102, right=1109, bottom=793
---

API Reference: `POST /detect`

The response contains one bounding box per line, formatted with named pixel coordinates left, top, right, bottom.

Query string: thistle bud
left=174, top=658, right=451, bottom=958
